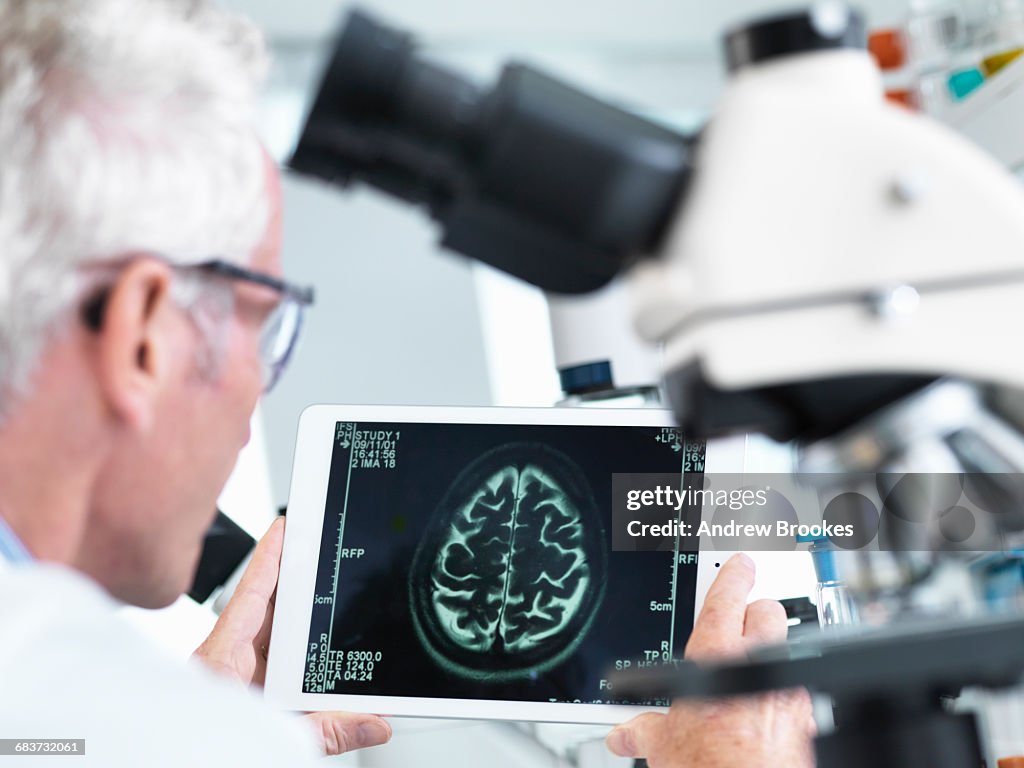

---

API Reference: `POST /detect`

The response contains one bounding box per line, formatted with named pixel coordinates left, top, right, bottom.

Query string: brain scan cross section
left=411, top=443, right=607, bottom=682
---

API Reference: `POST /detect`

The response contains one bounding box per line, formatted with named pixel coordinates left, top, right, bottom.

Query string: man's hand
left=606, top=554, right=815, bottom=768
left=193, top=518, right=392, bottom=756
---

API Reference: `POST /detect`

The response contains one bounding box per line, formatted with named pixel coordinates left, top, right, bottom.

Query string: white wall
left=260, top=178, right=493, bottom=506
left=226, top=0, right=907, bottom=48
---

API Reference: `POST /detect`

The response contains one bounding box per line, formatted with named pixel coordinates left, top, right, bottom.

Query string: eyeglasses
left=81, top=258, right=315, bottom=394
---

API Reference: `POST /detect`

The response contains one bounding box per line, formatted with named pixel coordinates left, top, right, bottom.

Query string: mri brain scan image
left=410, top=443, right=607, bottom=681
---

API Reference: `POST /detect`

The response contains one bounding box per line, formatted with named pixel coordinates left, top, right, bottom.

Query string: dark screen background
left=301, top=420, right=704, bottom=706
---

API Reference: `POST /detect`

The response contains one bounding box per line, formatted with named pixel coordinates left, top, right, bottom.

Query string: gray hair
left=0, top=0, right=270, bottom=408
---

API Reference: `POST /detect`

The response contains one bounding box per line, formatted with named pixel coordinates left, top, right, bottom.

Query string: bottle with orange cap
left=869, top=28, right=917, bottom=108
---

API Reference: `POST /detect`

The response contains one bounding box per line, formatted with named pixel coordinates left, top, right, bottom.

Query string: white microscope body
left=633, top=47, right=1024, bottom=397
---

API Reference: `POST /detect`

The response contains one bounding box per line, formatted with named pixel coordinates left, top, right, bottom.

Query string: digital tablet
left=265, top=404, right=750, bottom=724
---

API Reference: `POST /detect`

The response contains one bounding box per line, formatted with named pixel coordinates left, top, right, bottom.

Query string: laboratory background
left=120, top=0, right=1024, bottom=765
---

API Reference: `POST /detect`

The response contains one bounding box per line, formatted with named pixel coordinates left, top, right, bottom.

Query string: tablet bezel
left=265, top=404, right=744, bottom=724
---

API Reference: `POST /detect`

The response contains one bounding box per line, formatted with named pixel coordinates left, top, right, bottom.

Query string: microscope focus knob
left=725, top=3, right=867, bottom=71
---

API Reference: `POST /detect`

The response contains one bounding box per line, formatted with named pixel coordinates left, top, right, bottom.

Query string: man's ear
left=92, top=259, right=177, bottom=431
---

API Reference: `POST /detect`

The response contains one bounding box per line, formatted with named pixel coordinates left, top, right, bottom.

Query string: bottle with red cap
left=869, top=27, right=917, bottom=108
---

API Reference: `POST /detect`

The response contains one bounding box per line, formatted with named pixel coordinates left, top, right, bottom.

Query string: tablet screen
left=300, top=420, right=705, bottom=707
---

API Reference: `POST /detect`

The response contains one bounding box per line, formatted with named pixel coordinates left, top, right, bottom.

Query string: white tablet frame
left=264, top=404, right=746, bottom=724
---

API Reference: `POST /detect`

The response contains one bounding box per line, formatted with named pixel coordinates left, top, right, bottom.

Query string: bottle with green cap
left=906, top=0, right=968, bottom=111
left=963, top=0, right=1024, bottom=78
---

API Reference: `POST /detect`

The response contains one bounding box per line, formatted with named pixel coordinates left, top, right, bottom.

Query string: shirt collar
left=0, top=516, right=31, bottom=564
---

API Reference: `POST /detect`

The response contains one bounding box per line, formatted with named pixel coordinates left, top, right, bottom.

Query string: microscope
left=287, top=3, right=1024, bottom=766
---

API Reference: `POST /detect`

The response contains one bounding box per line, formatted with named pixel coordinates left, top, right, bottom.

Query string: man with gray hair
left=0, top=0, right=391, bottom=761
left=0, top=0, right=813, bottom=765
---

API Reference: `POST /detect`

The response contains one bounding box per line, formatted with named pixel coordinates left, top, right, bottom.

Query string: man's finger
left=304, top=712, right=392, bottom=756
left=232, top=517, right=286, bottom=603
left=211, top=518, right=285, bottom=632
left=198, top=518, right=285, bottom=659
left=743, top=599, right=788, bottom=648
left=686, top=554, right=755, bottom=660
left=606, top=712, right=665, bottom=758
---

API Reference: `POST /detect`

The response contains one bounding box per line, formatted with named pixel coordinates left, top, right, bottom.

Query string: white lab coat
left=0, top=560, right=322, bottom=766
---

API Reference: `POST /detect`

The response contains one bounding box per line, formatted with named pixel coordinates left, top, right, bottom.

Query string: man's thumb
left=606, top=712, right=665, bottom=758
